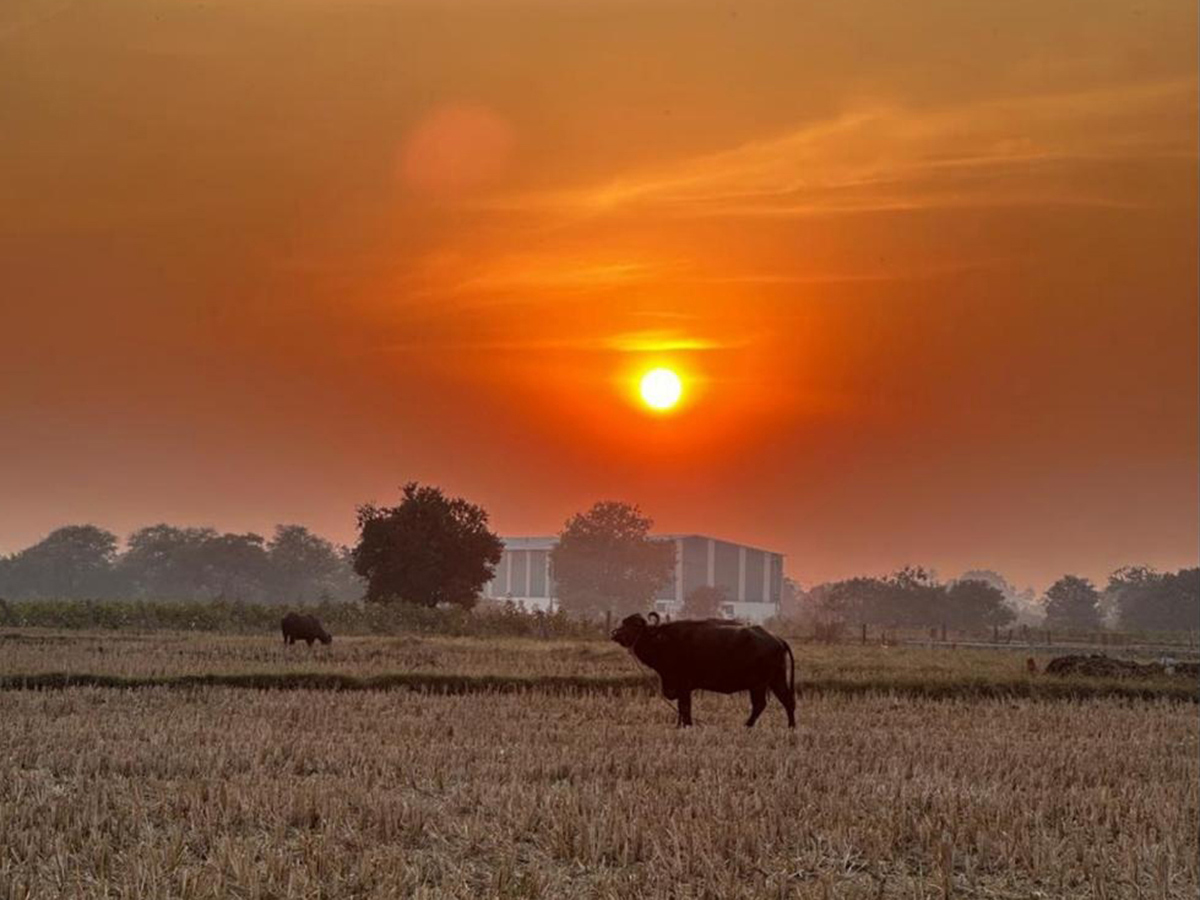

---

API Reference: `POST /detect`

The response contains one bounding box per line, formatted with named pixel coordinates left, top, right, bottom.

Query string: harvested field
left=0, top=687, right=1195, bottom=899
left=1, top=630, right=1195, bottom=701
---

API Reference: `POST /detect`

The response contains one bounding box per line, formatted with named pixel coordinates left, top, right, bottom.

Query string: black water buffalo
left=612, top=612, right=795, bottom=728
left=281, top=612, right=332, bottom=647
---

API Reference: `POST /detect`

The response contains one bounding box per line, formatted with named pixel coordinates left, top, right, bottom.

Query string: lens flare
left=639, top=367, right=683, bottom=411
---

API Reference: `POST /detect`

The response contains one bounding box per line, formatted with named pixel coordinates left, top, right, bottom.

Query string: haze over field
left=1, top=0, right=1196, bottom=588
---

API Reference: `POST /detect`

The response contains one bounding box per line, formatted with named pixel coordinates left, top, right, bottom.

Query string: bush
left=0, top=597, right=604, bottom=640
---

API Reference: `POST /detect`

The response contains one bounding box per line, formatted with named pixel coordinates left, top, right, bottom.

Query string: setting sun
left=639, top=367, right=683, bottom=411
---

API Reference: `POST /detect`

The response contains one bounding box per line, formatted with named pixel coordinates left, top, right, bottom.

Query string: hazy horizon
left=2, top=0, right=1197, bottom=592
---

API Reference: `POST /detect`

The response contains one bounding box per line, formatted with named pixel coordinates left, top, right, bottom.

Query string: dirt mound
left=1046, top=654, right=1199, bottom=679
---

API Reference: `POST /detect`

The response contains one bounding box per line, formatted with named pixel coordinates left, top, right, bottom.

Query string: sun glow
left=639, top=367, right=683, bottom=411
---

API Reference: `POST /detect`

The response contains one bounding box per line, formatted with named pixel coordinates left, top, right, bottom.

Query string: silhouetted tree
left=683, top=585, right=727, bottom=619
left=1043, top=575, right=1102, bottom=630
left=267, top=524, right=360, bottom=603
left=1109, top=566, right=1199, bottom=632
left=200, top=532, right=270, bottom=601
left=550, top=501, right=674, bottom=618
left=0, top=525, right=119, bottom=598
left=880, top=566, right=944, bottom=626
left=779, top=576, right=804, bottom=619
left=119, top=525, right=220, bottom=599
left=352, top=482, right=502, bottom=607
left=945, top=579, right=1016, bottom=628
left=815, top=576, right=889, bottom=624
left=807, top=568, right=1015, bottom=630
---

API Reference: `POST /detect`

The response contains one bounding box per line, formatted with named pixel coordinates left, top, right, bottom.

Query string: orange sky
left=1, top=0, right=1197, bottom=590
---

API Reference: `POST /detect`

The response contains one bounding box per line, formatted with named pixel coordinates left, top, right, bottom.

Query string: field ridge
left=2, top=669, right=1194, bottom=702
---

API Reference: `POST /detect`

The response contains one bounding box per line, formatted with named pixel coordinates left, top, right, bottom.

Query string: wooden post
left=861, top=623, right=867, bottom=645
left=605, top=609, right=612, bottom=635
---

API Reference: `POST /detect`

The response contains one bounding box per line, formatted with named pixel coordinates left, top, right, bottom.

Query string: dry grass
left=1, top=629, right=1194, bottom=701
left=0, top=686, right=1194, bottom=899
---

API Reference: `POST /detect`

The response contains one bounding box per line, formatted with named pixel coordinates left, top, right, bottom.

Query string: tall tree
left=197, top=532, right=270, bottom=601
left=352, top=482, right=502, bottom=607
left=118, top=525, right=220, bottom=599
left=1109, top=566, right=1199, bottom=632
left=881, top=566, right=945, bottom=626
left=0, top=525, right=119, bottom=598
left=549, top=501, right=675, bottom=617
left=1043, top=575, right=1102, bottom=630
left=945, top=579, right=1016, bottom=628
left=267, top=524, right=359, bottom=603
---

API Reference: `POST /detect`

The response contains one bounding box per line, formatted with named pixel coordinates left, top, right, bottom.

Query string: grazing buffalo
left=612, top=612, right=796, bottom=728
left=281, top=612, right=332, bottom=647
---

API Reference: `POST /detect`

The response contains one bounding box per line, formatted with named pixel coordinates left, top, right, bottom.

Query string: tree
left=683, top=585, right=727, bottom=619
left=1042, top=575, right=1102, bottom=630
left=1109, top=566, right=1199, bottom=633
left=352, top=482, right=502, bottom=607
left=945, top=579, right=1016, bottom=629
left=879, top=566, right=944, bottom=626
left=549, top=501, right=675, bottom=618
left=0, top=525, right=119, bottom=598
left=267, top=524, right=360, bottom=603
left=778, top=576, right=805, bottom=619
left=197, top=532, right=270, bottom=601
left=119, top=525, right=220, bottom=599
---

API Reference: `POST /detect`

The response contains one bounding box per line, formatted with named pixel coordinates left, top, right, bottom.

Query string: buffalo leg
left=745, top=686, right=768, bottom=727
left=677, top=691, right=693, bottom=727
left=770, top=673, right=796, bottom=728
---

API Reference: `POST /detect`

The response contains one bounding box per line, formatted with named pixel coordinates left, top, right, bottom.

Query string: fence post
left=861, top=623, right=867, bottom=645
left=605, top=609, right=612, bottom=635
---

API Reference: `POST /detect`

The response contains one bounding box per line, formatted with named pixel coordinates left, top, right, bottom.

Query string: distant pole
left=861, top=623, right=867, bottom=645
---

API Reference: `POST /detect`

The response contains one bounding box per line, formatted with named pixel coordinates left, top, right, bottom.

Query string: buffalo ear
left=646, top=611, right=661, bottom=626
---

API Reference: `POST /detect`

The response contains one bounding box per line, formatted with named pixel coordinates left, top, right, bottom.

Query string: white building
left=483, top=534, right=785, bottom=623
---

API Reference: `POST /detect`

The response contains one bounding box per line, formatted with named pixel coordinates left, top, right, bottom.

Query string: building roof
left=498, top=534, right=783, bottom=557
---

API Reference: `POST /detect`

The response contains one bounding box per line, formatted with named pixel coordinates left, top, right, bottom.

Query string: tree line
left=3, top=483, right=1196, bottom=633
left=0, top=523, right=362, bottom=604
left=793, top=565, right=1199, bottom=633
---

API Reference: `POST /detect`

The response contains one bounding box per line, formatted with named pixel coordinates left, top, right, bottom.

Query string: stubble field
left=0, top=630, right=1196, bottom=899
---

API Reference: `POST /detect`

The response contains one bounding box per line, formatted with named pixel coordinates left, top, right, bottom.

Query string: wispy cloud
left=453, top=256, right=671, bottom=293
left=493, top=79, right=1197, bottom=219
left=371, top=328, right=743, bottom=355
left=438, top=250, right=995, bottom=301
left=603, top=330, right=744, bottom=352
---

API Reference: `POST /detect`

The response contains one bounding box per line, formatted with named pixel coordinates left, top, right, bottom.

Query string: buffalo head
left=611, top=612, right=659, bottom=648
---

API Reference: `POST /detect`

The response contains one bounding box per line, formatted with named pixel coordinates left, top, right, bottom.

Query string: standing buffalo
left=612, top=612, right=796, bottom=728
left=281, top=612, right=332, bottom=647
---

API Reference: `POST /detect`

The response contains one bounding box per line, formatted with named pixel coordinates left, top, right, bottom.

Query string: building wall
left=483, top=535, right=783, bottom=621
